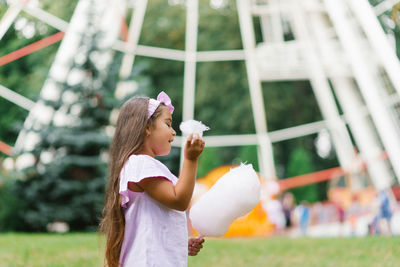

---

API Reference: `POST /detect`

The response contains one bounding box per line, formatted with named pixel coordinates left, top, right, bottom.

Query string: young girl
left=100, top=92, right=205, bottom=267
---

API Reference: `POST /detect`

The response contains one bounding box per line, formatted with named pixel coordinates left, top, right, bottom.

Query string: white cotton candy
left=179, top=120, right=210, bottom=138
left=189, top=164, right=261, bottom=237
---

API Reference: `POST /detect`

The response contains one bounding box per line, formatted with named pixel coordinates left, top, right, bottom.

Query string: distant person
left=282, top=192, right=295, bottom=229
left=294, top=201, right=310, bottom=236
left=261, top=181, right=285, bottom=234
left=377, top=190, right=393, bottom=236
left=336, top=202, right=345, bottom=236
left=348, top=195, right=361, bottom=236
left=265, top=197, right=286, bottom=233
left=100, top=92, right=205, bottom=267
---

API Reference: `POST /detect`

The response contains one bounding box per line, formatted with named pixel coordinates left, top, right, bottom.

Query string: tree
left=0, top=0, right=78, bottom=155
left=9, top=3, right=150, bottom=231
left=197, top=147, right=223, bottom=178
left=286, top=145, right=319, bottom=203
left=237, top=145, right=259, bottom=172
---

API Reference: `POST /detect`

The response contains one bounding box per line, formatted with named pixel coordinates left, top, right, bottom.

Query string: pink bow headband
left=147, top=91, right=175, bottom=119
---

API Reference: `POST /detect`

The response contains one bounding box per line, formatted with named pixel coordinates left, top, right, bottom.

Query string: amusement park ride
left=1, top=0, right=400, bottom=210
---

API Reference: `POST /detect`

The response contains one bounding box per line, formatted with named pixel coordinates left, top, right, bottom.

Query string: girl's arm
left=136, top=134, right=204, bottom=211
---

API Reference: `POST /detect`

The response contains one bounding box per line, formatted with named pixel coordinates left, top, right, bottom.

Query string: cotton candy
left=189, top=164, right=261, bottom=237
left=179, top=120, right=210, bottom=138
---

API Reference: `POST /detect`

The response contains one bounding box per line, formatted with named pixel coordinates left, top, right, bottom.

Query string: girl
left=100, top=92, right=205, bottom=267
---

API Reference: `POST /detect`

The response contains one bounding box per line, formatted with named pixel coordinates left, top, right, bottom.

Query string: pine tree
left=10, top=4, right=150, bottom=231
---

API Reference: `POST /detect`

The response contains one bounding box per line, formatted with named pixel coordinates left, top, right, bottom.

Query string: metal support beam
left=237, top=0, right=276, bottom=179
left=179, top=0, right=199, bottom=167
left=289, top=0, right=358, bottom=180
left=309, top=11, right=394, bottom=190
left=182, top=0, right=198, bottom=121
left=350, top=0, right=400, bottom=97
left=113, top=44, right=246, bottom=62
left=0, top=84, right=35, bottom=110
left=258, top=0, right=284, bottom=43
left=332, top=78, right=394, bottom=190
left=118, top=0, right=147, bottom=79
left=374, top=0, right=400, bottom=16
left=325, top=0, right=400, bottom=183
left=172, top=119, right=326, bottom=148
left=22, top=4, right=69, bottom=31
left=115, top=0, right=147, bottom=99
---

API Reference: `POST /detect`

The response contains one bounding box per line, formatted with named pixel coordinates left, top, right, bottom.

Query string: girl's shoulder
left=125, top=154, right=171, bottom=176
left=127, top=154, right=162, bottom=167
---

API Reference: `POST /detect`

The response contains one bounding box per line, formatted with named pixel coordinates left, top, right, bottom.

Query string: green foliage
left=0, top=180, right=23, bottom=231
left=262, top=81, right=323, bottom=132
left=237, top=145, right=259, bottom=172
left=395, top=24, right=400, bottom=58
left=197, top=147, right=223, bottom=178
left=0, top=0, right=79, bottom=147
left=6, top=2, right=144, bottom=231
left=196, top=145, right=260, bottom=178
left=13, top=168, right=106, bottom=231
left=286, top=145, right=319, bottom=203
left=196, top=61, right=254, bottom=135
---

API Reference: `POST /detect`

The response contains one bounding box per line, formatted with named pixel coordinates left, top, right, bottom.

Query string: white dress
left=119, top=154, right=188, bottom=267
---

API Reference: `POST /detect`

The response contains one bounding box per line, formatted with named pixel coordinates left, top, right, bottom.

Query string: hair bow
left=157, top=91, right=174, bottom=114
left=147, top=91, right=174, bottom=119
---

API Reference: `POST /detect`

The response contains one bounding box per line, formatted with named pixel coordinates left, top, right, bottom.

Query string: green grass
left=190, top=237, right=400, bottom=267
left=0, top=233, right=104, bottom=267
left=0, top=233, right=399, bottom=267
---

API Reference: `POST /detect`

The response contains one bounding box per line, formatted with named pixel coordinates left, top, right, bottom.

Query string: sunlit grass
left=0, top=233, right=398, bottom=267
left=0, top=233, right=104, bottom=267
left=189, top=236, right=400, bottom=267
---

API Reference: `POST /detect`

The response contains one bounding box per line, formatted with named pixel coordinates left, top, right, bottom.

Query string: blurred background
left=0, top=0, right=399, bottom=237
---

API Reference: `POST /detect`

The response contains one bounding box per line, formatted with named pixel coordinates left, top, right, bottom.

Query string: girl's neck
left=135, top=147, right=155, bottom=158
left=136, top=153, right=154, bottom=158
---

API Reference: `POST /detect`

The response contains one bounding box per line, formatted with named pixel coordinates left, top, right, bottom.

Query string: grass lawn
left=0, top=233, right=398, bottom=267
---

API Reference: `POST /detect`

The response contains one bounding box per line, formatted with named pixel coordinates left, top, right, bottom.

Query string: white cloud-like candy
left=189, top=164, right=261, bottom=237
left=179, top=120, right=210, bottom=138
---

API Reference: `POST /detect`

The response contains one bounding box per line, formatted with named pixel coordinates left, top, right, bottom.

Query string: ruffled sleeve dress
left=119, top=154, right=188, bottom=267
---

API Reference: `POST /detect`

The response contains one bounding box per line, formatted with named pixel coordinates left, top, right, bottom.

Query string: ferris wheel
left=1, top=0, right=400, bottom=192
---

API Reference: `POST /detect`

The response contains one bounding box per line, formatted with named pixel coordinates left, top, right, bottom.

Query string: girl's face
left=146, top=107, right=176, bottom=157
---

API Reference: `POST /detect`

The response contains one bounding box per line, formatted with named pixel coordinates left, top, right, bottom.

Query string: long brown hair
left=99, top=97, right=165, bottom=267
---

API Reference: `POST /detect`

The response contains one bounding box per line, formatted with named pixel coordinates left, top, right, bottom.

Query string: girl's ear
left=145, top=126, right=152, bottom=137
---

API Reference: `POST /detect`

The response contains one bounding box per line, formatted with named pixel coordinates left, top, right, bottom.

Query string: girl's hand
left=184, top=134, right=205, bottom=161
left=188, top=237, right=205, bottom=256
